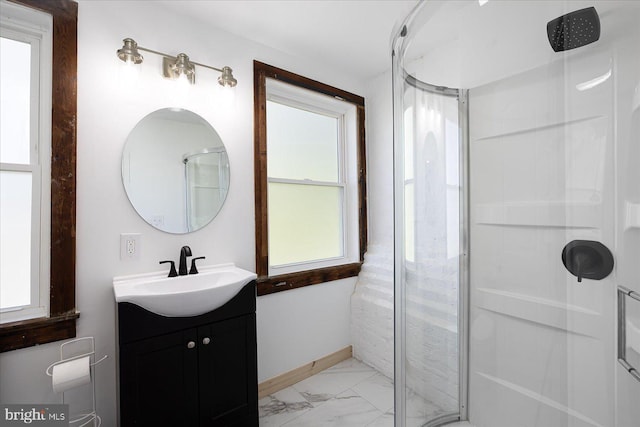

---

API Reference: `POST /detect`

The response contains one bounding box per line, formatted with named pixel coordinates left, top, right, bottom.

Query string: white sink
left=113, top=263, right=257, bottom=317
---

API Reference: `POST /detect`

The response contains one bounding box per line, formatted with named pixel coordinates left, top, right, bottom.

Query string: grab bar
left=617, top=286, right=640, bottom=382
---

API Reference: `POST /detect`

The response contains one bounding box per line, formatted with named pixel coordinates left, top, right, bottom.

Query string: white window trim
left=0, top=1, right=52, bottom=324
left=266, top=79, right=359, bottom=276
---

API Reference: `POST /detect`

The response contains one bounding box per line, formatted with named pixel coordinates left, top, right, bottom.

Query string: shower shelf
left=474, top=201, right=602, bottom=228
left=474, top=287, right=598, bottom=337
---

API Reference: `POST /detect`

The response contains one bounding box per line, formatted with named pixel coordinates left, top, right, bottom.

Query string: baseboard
left=258, top=345, right=353, bottom=398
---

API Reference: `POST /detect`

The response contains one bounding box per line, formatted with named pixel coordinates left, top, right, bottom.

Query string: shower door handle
left=618, top=286, right=640, bottom=383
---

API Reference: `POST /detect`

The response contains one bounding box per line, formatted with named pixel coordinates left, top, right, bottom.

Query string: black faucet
left=178, top=245, right=192, bottom=276
left=189, top=256, right=206, bottom=274
left=159, top=260, right=178, bottom=277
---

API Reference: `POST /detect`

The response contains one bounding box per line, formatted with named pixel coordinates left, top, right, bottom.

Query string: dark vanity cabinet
left=117, top=282, right=258, bottom=427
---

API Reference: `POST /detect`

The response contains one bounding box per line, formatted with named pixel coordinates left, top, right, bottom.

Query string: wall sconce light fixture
left=116, top=38, right=237, bottom=87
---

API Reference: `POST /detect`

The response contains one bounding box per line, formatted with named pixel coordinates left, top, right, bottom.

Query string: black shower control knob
left=561, top=240, right=614, bottom=283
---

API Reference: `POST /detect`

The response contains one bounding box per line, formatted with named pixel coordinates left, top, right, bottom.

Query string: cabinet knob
left=202, top=337, right=211, bottom=345
left=187, top=341, right=196, bottom=349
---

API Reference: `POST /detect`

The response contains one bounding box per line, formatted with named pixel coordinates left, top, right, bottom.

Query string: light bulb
left=176, top=72, right=190, bottom=90
left=221, top=84, right=235, bottom=103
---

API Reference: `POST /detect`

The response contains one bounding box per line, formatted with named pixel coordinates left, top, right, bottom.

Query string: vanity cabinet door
left=119, top=329, right=199, bottom=426
left=198, top=314, right=258, bottom=426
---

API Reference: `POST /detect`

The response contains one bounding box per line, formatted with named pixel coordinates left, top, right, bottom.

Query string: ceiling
left=158, top=0, right=418, bottom=80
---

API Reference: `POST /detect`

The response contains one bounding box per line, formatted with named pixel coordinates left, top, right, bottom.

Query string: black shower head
left=547, top=6, right=600, bottom=52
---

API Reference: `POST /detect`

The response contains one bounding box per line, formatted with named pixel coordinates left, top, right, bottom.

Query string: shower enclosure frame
left=183, top=146, right=229, bottom=232
left=392, top=4, right=471, bottom=422
left=392, top=1, right=640, bottom=426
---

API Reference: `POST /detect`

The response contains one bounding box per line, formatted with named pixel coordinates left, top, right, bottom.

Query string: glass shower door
left=393, top=77, right=465, bottom=426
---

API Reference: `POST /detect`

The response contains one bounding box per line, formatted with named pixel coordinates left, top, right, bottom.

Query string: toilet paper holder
left=45, top=337, right=107, bottom=377
left=45, top=337, right=107, bottom=427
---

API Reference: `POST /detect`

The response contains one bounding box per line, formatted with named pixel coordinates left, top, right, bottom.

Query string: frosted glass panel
left=268, top=182, right=343, bottom=266
left=267, top=101, right=339, bottom=182
left=0, top=171, right=32, bottom=309
left=0, top=37, right=31, bottom=165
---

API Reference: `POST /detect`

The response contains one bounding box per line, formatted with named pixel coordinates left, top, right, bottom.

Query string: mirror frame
left=0, top=0, right=78, bottom=352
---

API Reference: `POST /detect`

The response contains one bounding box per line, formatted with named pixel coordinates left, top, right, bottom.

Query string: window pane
left=0, top=171, right=32, bottom=309
left=0, top=37, right=31, bottom=165
left=268, top=182, right=343, bottom=266
left=267, top=101, right=339, bottom=182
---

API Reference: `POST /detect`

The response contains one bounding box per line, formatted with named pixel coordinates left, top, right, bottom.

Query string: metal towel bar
left=617, top=286, right=640, bottom=383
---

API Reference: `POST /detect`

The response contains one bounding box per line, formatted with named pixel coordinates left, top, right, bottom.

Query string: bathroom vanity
left=115, top=100, right=257, bottom=425
left=116, top=281, right=258, bottom=426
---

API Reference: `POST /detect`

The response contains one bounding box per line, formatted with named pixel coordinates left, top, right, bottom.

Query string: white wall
left=351, top=70, right=395, bottom=378
left=257, top=278, right=355, bottom=381
left=363, top=71, right=394, bottom=251
left=0, top=1, right=364, bottom=423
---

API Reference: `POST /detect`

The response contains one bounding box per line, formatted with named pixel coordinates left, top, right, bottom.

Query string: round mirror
left=122, top=108, right=229, bottom=233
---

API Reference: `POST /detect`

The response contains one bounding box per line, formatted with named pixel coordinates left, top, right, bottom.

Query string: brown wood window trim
left=253, top=60, right=367, bottom=297
left=0, top=0, right=78, bottom=353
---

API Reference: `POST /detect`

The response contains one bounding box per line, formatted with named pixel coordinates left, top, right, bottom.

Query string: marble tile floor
left=259, top=358, right=472, bottom=427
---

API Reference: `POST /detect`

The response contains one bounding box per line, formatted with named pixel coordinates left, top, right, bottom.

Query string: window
left=0, top=0, right=77, bottom=352
left=254, top=61, right=367, bottom=295
left=1, top=2, right=52, bottom=324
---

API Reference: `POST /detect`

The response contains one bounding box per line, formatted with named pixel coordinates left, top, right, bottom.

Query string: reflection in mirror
left=122, top=108, right=229, bottom=233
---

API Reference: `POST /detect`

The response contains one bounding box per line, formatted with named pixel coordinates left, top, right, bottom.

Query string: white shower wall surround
left=468, top=53, right=615, bottom=427
left=467, top=13, right=640, bottom=427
